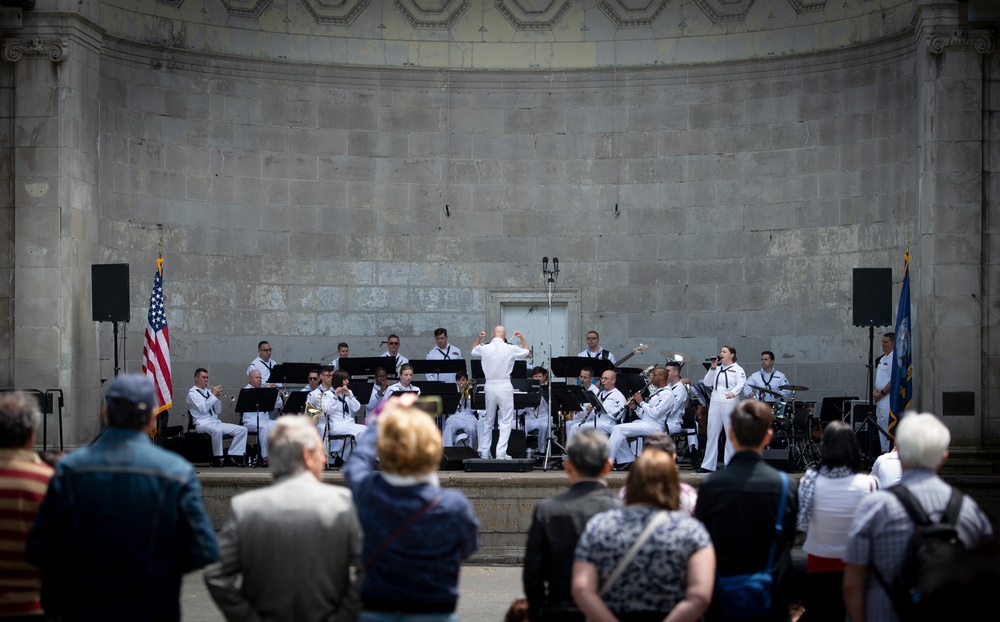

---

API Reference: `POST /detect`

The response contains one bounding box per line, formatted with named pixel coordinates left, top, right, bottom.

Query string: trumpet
left=211, top=386, right=237, bottom=402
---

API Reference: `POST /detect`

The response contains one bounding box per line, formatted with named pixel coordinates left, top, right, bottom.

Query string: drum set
left=749, top=382, right=821, bottom=472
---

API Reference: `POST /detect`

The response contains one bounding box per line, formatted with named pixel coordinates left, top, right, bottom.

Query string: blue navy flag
left=889, top=251, right=912, bottom=439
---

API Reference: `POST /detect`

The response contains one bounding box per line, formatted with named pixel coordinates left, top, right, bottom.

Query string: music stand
left=550, top=356, right=614, bottom=379
left=281, top=390, right=308, bottom=414
left=470, top=359, right=528, bottom=380
left=268, top=363, right=315, bottom=387
left=349, top=380, right=374, bottom=406
left=235, top=387, right=279, bottom=468
left=338, top=357, right=392, bottom=378
left=409, top=359, right=467, bottom=379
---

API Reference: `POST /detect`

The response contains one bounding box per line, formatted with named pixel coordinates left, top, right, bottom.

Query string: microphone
left=380, top=341, right=388, bottom=346
left=553, top=257, right=559, bottom=272
left=543, top=256, right=548, bottom=271
left=704, top=356, right=719, bottom=362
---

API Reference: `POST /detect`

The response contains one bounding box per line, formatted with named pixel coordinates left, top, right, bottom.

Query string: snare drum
left=771, top=401, right=793, bottom=420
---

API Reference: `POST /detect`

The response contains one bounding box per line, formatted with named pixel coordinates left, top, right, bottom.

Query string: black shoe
left=694, top=467, right=713, bottom=474
left=612, top=463, right=631, bottom=472
left=210, top=457, right=225, bottom=468
left=258, top=458, right=269, bottom=469
left=223, top=456, right=245, bottom=468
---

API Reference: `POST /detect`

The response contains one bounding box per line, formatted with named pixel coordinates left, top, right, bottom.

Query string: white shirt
left=875, top=352, right=892, bottom=400
left=587, top=387, right=626, bottom=422
left=634, top=385, right=674, bottom=428
left=871, top=450, right=902, bottom=488
left=247, top=357, right=279, bottom=384
left=471, top=338, right=530, bottom=380
left=802, top=472, right=879, bottom=560
left=425, top=343, right=462, bottom=383
left=577, top=348, right=617, bottom=365
left=666, top=381, right=689, bottom=431
left=383, top=382, right=421, bottom=401
left=703, top=364, right=746, bottom=399
left=309, top=387, right=360, bottom=422
left=743, top=368, right=791, bottom=402
left=186, top=386, right=221, bottom=426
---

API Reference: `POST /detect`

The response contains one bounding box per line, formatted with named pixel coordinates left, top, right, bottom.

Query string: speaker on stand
left=92, top=264, right=130, bottom=379
left=852, top=268, right=892, bottom=468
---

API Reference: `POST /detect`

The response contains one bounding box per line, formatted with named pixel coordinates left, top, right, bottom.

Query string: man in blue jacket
left=27, top=374, right=218, bottom=622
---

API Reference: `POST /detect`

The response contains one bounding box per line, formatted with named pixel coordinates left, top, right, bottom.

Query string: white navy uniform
left=607, top=385, right=675, bottom=465
left=700, top=363, right=747, bottom=471
left=308, top=386, right=364, bottom=461
left=521, top=393, right=549, bottom=453
left=247, top=357, right=278, bottom=385
left=875, top=352, right=892, bottom=453
left=443, top=390, right=479, bottom=447
left=564, top=387, right=626, bottom=446
left=425, top=343, right=462, bottom=383
left=239, top=383, right=283, bottom=459
left=382, top=382, right=421, bottom=402
left=471, top=338, right=531, bottom=459
left=186, top=386, right=248, bottom=458
left=743, top=368, right=791, bottom=403
left=577, top=348, right=617, bottom=365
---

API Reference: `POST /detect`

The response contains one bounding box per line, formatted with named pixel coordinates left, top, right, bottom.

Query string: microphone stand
left=541, top=257, right=562, bottom=471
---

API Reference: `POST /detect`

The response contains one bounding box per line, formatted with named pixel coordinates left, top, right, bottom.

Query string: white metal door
left=500, top=303, right=568, bottom=373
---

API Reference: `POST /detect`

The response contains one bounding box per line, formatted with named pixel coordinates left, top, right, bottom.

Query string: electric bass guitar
left=614, top=343, right=649, bottom=367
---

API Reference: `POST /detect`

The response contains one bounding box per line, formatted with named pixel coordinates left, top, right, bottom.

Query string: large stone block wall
left=92, top=36, right=919, bottom=440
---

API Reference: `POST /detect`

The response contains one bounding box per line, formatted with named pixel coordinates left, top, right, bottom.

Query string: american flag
left=142, top=257, right=172, bottom=414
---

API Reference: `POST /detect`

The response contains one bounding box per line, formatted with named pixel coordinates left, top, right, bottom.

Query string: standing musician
left=696, top=346, right=746, bottom=473
left=425, top=328, right=462, bottom=383
left=743, top=350, right=791, bottom=404
left=577, top=331, right=617, bottom=365
left=442, top=371, right=479, bottom=447
left=607, top=366, right=676, bottom=469
left=470, top=326, right=530, bottom=460
left=564, top=370, right=626, bottom=446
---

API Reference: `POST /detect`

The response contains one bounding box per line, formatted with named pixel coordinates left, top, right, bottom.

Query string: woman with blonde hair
left=344, top=396, right=479, bottom=622
left=572, top=450, right=715, bottom=622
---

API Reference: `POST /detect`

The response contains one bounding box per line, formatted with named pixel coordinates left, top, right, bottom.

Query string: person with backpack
left=843, top=412, right=994, bottom=622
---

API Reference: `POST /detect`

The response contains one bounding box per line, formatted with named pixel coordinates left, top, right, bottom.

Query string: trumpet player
left=240, top=369, right=283, bottom=468
left=309, top=368, right=364, bottom=464
left=186, top=368, right=248, bottom=468
left=443, top=371, right=479, bottom=447
left=606, top=366, right=678, bottom=469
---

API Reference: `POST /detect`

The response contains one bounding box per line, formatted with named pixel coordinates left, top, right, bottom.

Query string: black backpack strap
left=888, top=485, right=931, bottom=527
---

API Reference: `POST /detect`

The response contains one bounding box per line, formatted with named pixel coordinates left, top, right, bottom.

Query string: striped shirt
left=0, top=449, right=53, bottom=618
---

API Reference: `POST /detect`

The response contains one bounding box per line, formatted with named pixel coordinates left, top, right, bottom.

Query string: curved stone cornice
left=302, top=0, right=370, bottom=25
left=496, top=0, right=572, bottom=31
left=2, top=38, right=69, bottom=63
left=926, top=29, right=994, bottom=55
left=395, top=0, right=470, bottom=29
left=220, top=0, right=273, bottom=18
left=693, top=0, right=757, bottom=23
left=597, top=0, right=669, bottom=28
left=786, top=0, right=826, bottom=13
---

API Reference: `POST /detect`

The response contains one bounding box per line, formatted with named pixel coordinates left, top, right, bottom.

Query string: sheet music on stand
left=413, top=381, right=461, bottom=416
left=268, top=363, right=316, bottom=387
left=470, top=359, right=528, bottom=380
left=281, top=390, right=308, bottom=414
left=408, top=359, right=467, bottom=378
left=235, top=388, right=280, bottom=414
left=338, top=357, right=392, bottom=379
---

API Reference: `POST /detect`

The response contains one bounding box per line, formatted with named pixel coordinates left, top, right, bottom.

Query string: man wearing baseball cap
left=27, top=374, right=218, bottom=621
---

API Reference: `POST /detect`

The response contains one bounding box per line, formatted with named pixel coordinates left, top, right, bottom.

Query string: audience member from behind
left=870, top=440, right=902, bottom=488
left=0, top=391, right=53, bottom=620
left=205, top=416, right=362, bottom=622
left=343, top=397, right=479, bottom=621
left=844, top=412, right=994, bottom=622
left=523, top=429, right=621, bottom=622
left=795, top=420, right=879, bottom=622
left=694, top=399, right=798, bottom=622
left=27, top=374, right=218, bottom=622
left=573, top=450, right=715, bottom=622
left=617, top=432, right=698, bottom=516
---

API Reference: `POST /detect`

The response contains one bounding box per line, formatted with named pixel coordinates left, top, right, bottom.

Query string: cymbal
left=660, top=350, right=692, bottom=363
left=748, top=384, right=783, bottom=398
left=780, top=384, right=809, bottom=392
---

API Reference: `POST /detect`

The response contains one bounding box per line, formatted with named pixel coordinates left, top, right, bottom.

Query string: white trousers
left=523, top=415, right=548, bottom=452
left=700, top=396, right=738, bottom=471
left=195, top=419, right=248, bottom=457
left=564, top=415, right=617, bottom=447
left=443, top=413, right=479, bottom=446
left=479, top=380, right=515, bottom=457
left=241, top=414, right=275, bottom=457
left=608, top=419, right=663, bottom=465
left=876, top=397, right=891, bottom=453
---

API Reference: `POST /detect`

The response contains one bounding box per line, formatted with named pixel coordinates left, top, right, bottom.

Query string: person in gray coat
left=205, top=415, right=363, bottom=622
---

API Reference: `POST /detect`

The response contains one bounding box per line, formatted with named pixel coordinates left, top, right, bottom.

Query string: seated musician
left=522, top=367, right=550, bottom=455
left=442, top=371, right=479, bottom=447
left=382, top=364, right=421, bottom=402
left=309, top=367, right=365, bottom=463
left=240, top=369, right=283, bottom=468
left=564, top=370, right=625, bottom=446
left=366, top=367, right=391, bottom=412
left=606, top=366, right=674, bottom=469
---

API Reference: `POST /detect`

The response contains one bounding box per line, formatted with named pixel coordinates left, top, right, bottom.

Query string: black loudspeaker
left=853, top=268, right=892, bottom=327
left=762, top=448, right=792, bottom=472
left=490, top=429, right=526, bottom=458
left=91, top=263, right=130, bottom=322
left=440, top=446, right=479, bottom=471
